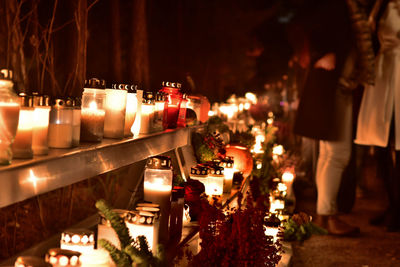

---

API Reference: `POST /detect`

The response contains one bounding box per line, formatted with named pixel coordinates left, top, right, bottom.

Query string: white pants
left=316, top=92, right=353, bottom=215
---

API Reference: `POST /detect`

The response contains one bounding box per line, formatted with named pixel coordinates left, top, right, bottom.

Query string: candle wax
left=104, top=108, right=125, bottom=138
left=12, top=108, right=34, bottom=159
left=80, top=108, right=105, bottom=142
left=32, top=107, right=50, bottom=155
left=48, top=123, right=73, bottom=148
left=163, top=105, right=179, bottom=129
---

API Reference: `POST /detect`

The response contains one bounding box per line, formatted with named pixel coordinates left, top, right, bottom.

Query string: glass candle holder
left=186, top=95, right=201, bottom=122
left=139, top=91, right=155, bottom=135
left=177, top=94, right=188, bottom=128
left=161, top=81, right=183, bottom=129
left=48, top=99, right=73, bottom=148
left=221, top=157, right=235, bottom=193
left=45, top=248, right=81, bottom=267
left=0, top=69, right=20, bottom=165
left=32, top=94, right=50, bottom=155
left=206, top=165, right=224, bottom=196
left=71, top=98, right=81, bottom=147
left=144, top=156, right=173, bottom=244
left=169, top=186, right=185, bottom=242
left=80, top=78, right=106, bottom=142
left=60, top=229, right=95, bottom=254
left=14, top=256, right=51, bottom=267
left=12, top=93, right=34, bottom=159
left=124, top=85, right=138, bottom=137
left=189, top=165, right=209, bottom=189
left=153, top=92, right=165, bottom=132
left=104, top=84, right=127, bottom=139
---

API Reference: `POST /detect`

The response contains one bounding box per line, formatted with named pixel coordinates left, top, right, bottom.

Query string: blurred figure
left=355, top=0, right=400, bottom=231
left=293, top=0, right=360, bottom=235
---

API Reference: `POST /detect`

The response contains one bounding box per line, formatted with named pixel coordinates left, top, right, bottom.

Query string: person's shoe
left=326, top=215, right=360, bottom=236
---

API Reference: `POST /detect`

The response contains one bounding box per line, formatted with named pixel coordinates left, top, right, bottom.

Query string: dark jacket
left=294, top=0, right=354, bottom=140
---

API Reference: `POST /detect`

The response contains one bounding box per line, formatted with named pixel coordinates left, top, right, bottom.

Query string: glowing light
left=267, top=118, right=274, bottom=125
left=244, top=102, right=251, bottom=110
left=282, top=171, right=295, bottom=183
left=245, top=92, right=257, bottom=104
left=89, top=101, right=97, bottom=110
left=208, top=110, right=215, bottom=116
left=277, top=183, right=287, bottom=193
left=272, top=145, right=284, bottom=156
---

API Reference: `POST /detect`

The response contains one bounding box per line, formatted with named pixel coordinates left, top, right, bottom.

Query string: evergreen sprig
left=95, top=199, right=166, bottom=267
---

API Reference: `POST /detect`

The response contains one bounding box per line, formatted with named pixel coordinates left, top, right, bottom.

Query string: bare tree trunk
left=130, top=0, right=150, bottom=89
left=111, top=0, right=122, bottom=81
left=68, top=0, right=87, bottom=97
left=5, top=0, right=28, bottom=92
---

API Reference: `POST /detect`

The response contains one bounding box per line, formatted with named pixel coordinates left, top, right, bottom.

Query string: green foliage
left=230, top=131, right=255, bottom=149
left=95, top=199, right=165, bottom=267
left=283, top=218, right=328, bottom=242
left=206, top=116, right=230, bottom=134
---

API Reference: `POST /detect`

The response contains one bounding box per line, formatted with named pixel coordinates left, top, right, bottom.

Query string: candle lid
left=146, top=156, right=171, bottom=169
left=61, top=229, right=95, bottom=246
left=264, top=214, right=281, bottom=227
left=84, top=78, right=106, bottom=89
left=221, top=157, right=234, bottom=168
left=190, top=165, right=209, bottom=176
left=52, top=98, right=72, bottom=109
left=132, top=211, right=155, bottom=225
left=155, top=91, right=165, bottom=102
left=32, top=93, right=50, bottom=107
left=18, top=93, right=33, bottom=107
left=208, top=164, right=224, bottom=176
left=14, top=256, right=51, bottom=267
left=137, top=202, right=160, bottom=208
left=142, top=91, right=155, bottom=104
left=111, top=83, right=130, bottom=90
left=46, top=248, right=81, bottom=266
left=162, top=81, right=181, bottom=89
left=0, top=69, right=13, bottom=80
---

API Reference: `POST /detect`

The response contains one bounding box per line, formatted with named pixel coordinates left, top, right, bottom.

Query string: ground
left=291, top=152, right=400, bottom=267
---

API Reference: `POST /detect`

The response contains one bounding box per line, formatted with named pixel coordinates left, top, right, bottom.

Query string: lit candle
left=153, top=92, right=165, bottom=132
left=282, top=169, right=295, bottom=198
left=190, top=165, right=209, bottom=191
left=221, top=157, right=235, bottom=193
left=206, top=165, right=224, bottom=196
left=46, top=248, right=81, bottom=267
left=0, top=102, right=20, bottom=164
left=60, top=229, right=95, bottom=254
left=144, top=156, right=173, bottom=244
left=264, top=214, right=282, bottom=243
left=12, top=93, right=34, bottom=159
left=161, top=81, right=183, bottom=129
left=269, top=196, right=285, bottom=213
left=81, top=78, right=106, bottom=142
left=104, top=84, right=127, bottom=139
left=139, top=92, right=155, bottom=134
left=79, top=249, right=112, bottom=267
left=32, top=95, right=50, bottom=155
left=48, top=99, right=73, bottom=149
left=129, top=211, right=158, bottom=251
left=124, top=85, right=138, bottom=137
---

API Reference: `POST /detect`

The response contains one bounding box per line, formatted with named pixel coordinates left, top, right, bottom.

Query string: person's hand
left=314, top=53, right=336, bottom=70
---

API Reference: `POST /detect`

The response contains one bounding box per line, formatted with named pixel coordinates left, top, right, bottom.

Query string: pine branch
left=95, top=199, right=132, bottom=248
left=98, top=239, right=131, bottom=266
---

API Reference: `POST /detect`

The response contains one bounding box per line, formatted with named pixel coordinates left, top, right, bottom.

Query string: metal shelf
left=0, top=127, right=192, bottom=208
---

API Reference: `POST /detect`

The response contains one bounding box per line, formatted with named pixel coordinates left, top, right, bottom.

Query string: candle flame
left=89, top=101, right=98, bottom=110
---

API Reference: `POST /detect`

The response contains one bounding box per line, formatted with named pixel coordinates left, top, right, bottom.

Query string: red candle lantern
left=160, top=81, right=183, bottom=129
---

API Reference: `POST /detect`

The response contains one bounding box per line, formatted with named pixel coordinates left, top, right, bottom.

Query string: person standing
left=293, top=0, right=360, bottom=235
left=355, top=0, right=400, bottom=231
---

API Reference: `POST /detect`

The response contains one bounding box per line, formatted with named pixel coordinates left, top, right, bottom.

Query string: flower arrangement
left=282, top=212, right=327, bottom=242
left=95, top=199, right=165, bottom=267
left=186, top=176, right=282, bottom=266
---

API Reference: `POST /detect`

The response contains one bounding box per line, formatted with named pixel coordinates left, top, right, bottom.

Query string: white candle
left=223, top=167, right=235, bottom=193
left=264, top=226, right=280, bottom=243
left=206, top=175, right=224, bottom=196
left=0, top=102, right=20, bottom=164
left=32, top=106, right=50, bottom=155
left=12, top=107, right=34, bottom=159
left=269, top=196, right=285, bottom=213
left=79, top=249, right=112, bottom=267
left=104, top=89, right=127, bottom=139
left=48, top=123, right=73, bottom=148
left=139, top=103, right=154, bottom=134
left=124, top=93, right=137, bottom=137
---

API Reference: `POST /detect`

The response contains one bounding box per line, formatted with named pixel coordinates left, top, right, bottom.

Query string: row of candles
left=0, top=72, right=210, bottom=165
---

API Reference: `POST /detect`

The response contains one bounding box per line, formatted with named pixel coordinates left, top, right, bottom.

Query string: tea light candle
left=104, top=84, right=127, bottom=139
left=79, top=249, right=112, bottom=267
left=45, top=248, right=81, bottom=267
left=12, top=94, right=34, bottom=159
left=60, top=229, right=95, bottom=254
left=32, top=95, right=50, bottom=155
left=221, top=157, right=235, bottom=193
